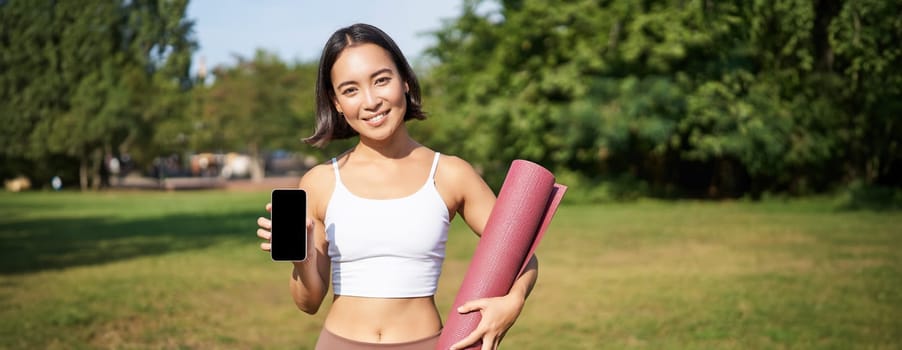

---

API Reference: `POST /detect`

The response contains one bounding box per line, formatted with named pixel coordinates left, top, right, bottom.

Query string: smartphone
left=270, top=189, right=307, bottom=261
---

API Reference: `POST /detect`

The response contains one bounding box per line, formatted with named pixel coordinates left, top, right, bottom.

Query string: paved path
left=114, top=176, right=301, bottom=192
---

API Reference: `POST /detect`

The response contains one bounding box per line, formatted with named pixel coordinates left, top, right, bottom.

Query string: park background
left=1, top=0, right=900, bottom=349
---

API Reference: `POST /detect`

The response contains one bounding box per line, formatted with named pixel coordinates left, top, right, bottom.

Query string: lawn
left=1, top=190, right=900, bottom=349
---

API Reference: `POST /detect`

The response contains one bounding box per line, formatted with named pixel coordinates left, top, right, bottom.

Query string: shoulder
left=298, top=160, right=336, bottom=219
left=436, top=153, right=493, bottom=200
left=298, top=161, right=334, bottom=189
left=435, top=153, right=496, bottom=225
left=437, top=154, right=481, bottom=182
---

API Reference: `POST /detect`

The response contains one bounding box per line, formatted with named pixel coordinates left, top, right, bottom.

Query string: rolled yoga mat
left=436, top=160, right=567, bottom=350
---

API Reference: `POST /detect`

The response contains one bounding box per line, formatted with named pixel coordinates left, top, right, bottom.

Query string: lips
left=362, top=110, right=389, bottom=126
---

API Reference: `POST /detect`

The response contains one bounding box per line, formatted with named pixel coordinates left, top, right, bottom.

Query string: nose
left=362, top=87, right=382, bottom=111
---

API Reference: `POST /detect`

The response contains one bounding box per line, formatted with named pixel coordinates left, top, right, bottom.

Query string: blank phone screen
left=270, top=189, right=307, bottom=261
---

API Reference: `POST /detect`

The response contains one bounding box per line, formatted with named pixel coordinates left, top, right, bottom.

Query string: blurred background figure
left=107, top=155, right=120, bottom=186
left=4, top=176, right=31, bottom=192
left=51, top=176, right=63, bottom=191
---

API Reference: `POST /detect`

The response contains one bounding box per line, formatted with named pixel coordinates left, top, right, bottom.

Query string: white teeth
left=369, top=112, right=386, bottom=123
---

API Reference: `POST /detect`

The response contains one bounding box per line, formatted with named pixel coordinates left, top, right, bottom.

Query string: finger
left=450, top=329, right=483, bottom=350
left=457, top=299, right=487, bottom=314
left=257, top=216, right=271, bottom=230
left=256, top=228, right=271, bottom=240
left=260, top=242, right=271, bottom=251
left=265, top=202, right=272, bottom=212
left=481, top=335, right=494, bottom=350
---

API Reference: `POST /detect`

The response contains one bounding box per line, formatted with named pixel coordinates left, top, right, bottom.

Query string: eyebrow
left=335, top=68, right=394, bottom=91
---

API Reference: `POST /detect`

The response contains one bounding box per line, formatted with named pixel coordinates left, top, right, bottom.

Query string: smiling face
left=330, top=43, right=410, bottom=143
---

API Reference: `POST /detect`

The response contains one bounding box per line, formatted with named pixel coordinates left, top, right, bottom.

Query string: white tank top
left=324, top=152, right=450, bottom=298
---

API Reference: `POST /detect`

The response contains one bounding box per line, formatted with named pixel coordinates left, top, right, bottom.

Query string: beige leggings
left=314, top=328, right=441, bottom=350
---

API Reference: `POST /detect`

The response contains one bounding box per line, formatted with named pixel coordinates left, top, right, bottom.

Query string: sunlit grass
left=1, top=192, right=900, bottom=349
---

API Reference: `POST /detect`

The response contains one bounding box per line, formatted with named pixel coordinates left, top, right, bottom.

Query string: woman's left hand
left=449, top=293, right=525, bottom=350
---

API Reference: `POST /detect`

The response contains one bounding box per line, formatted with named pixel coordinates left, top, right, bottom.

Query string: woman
left=255, top=23, right=538, bottom=350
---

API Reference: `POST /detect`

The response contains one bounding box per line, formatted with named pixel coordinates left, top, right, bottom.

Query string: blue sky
left=186, top=0, right=464, bottom=74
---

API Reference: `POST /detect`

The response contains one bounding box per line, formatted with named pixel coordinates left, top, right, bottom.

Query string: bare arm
left=439, top=156, right=540, bottom=350
left=289, top=165, right=332, bottom=314
left=288, top=221, right=329, bottom=313
left=450, top=157, right=539, bottom=303
left=508, top=255, right=538, bottom=303
left=257, top=164, right=332, bottom=314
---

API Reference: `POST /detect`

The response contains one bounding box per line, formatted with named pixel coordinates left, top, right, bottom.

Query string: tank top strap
left=428, top=152, right=441, bottom=180
left=331, top=158, right=342, bottom=185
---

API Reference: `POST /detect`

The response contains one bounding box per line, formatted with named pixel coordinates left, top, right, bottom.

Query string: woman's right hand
left=256, top=202, right=274, bottom=251
left=256, top=202, right=317, bottom=258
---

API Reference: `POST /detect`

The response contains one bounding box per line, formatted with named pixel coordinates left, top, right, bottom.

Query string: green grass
left=1, top=191, right=900, bottom=349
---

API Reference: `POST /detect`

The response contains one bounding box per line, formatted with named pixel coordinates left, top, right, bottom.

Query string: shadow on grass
left=0, top=210, right=258, bottom=275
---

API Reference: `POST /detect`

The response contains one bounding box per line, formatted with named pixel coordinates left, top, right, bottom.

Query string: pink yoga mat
left=436, top=160, right=567, bottom=350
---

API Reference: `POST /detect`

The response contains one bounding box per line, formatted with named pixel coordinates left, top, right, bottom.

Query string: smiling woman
left=254, top=23, right=540, bottom=350
left=304, top=24, right=426, bottom=148
left=329, top=44, right=413, bottom=145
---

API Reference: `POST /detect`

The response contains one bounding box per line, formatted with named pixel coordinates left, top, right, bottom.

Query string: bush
left=836, top=180, right=902, bottom=211
left=556, top=170, right=649, bottom=204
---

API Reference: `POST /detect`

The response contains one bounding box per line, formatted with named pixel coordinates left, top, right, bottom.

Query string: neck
left=353, top=125, right=420, bottom=160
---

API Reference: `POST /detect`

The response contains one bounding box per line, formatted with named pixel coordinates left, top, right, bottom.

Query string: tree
left=0, top=0, right=195, bottom=190
left=828, top=0, right=902, bottom=186
left=424, top=0, right=901, bottom=198
left=171, top=51, right=319, bottom=180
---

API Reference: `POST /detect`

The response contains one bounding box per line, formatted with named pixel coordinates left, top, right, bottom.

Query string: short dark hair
left=304, top=23, right=426, bottom=148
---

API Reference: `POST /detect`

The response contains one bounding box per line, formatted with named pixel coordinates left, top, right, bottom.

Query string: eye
left=375, top=76, right=391, bottom=86
left=341, top=87, right=357, bottom=96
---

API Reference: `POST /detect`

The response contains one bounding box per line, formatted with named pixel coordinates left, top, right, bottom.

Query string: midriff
left=323, top=295, right=442, bottom=343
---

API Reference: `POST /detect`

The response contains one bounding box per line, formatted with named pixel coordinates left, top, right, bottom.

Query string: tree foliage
left=3, top=0, right=898, bottom=198
left=1, top=0, right=195, bottom=189
left=422, top=0, right=901, bottom=198
left=159, top=51, right=321, bottom=179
